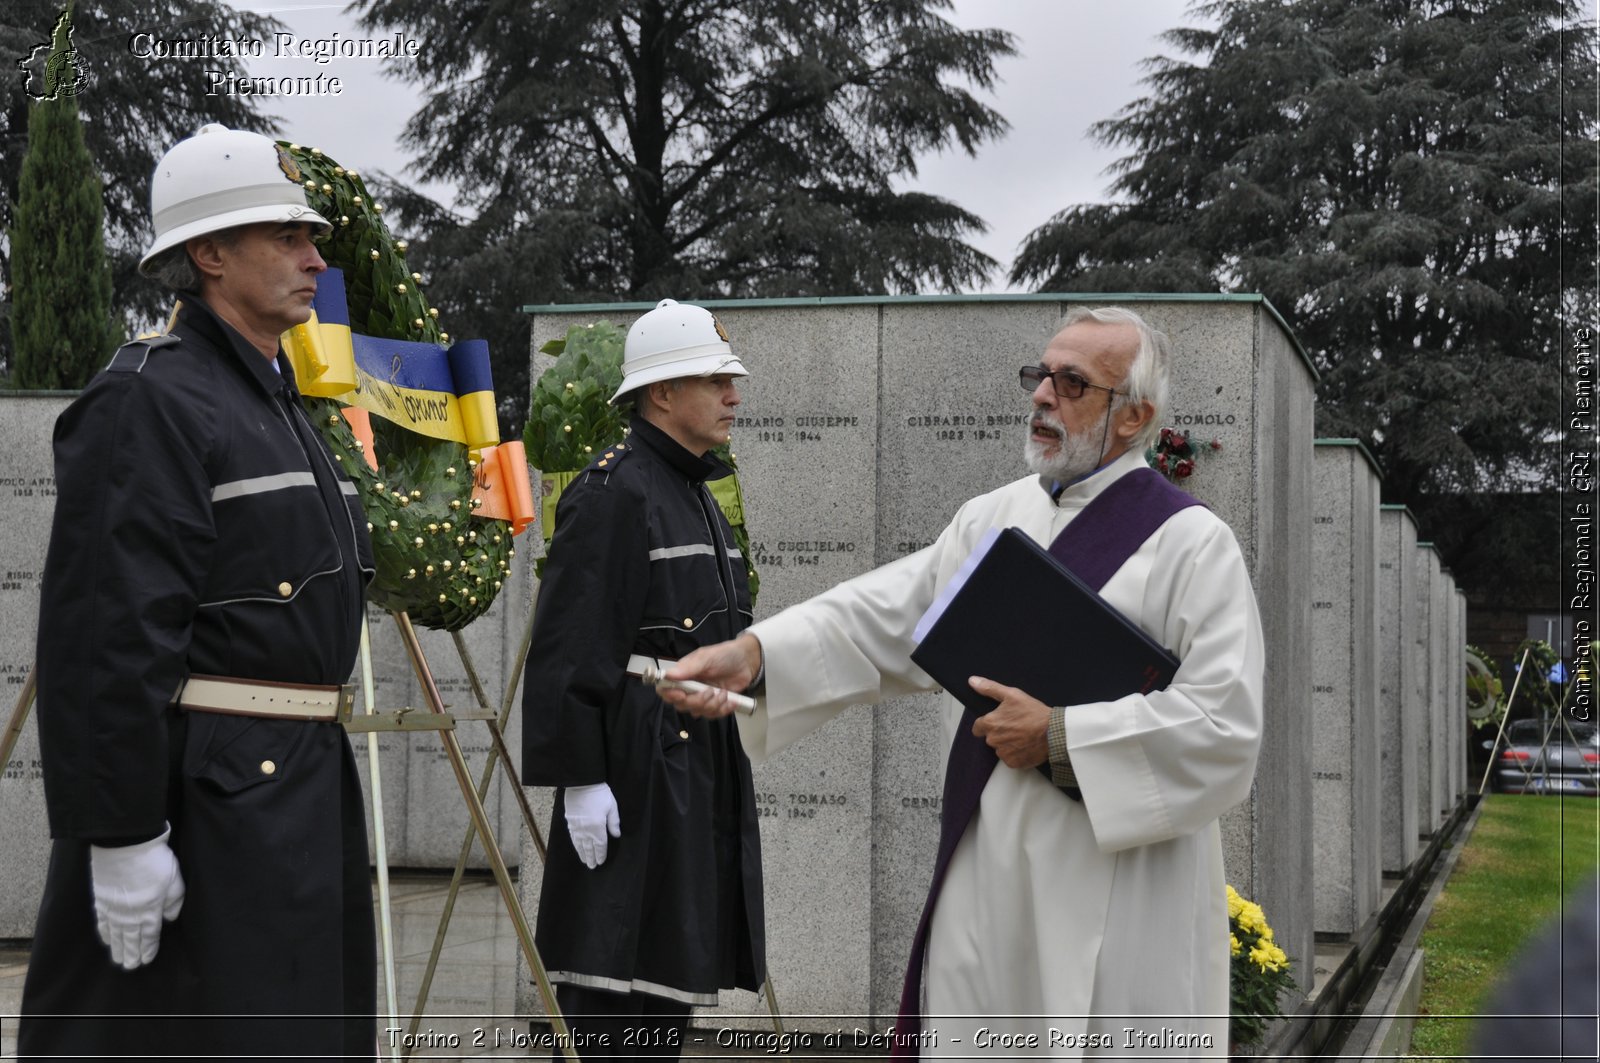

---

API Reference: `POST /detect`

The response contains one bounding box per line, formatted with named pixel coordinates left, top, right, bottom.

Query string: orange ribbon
left=471, top=440, right=536, bottom=537
left=340, top=407, right=379, bottom=472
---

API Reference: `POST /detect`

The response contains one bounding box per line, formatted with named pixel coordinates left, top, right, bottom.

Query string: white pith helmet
left=611, top=299, right=748, bottom=404
left=138, top=124, right=331, bottom=274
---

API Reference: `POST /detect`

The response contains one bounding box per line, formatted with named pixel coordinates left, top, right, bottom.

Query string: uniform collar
left=628, top=414, right=732, bottom=483
left=176, top=297, right=297, bottom=399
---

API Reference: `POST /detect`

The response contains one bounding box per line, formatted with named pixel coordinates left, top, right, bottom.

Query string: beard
left=1023, top=408, right=1110, bottom=484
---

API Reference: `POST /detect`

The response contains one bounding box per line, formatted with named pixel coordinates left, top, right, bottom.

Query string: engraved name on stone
left=751, top=791, right=851, bottom=823
left=1, top=570, right=40, bottom=592
left=1166, top=412, right=1239, bottom=426
left=902, top=411, right=1026, bottom=443
left=1, top=474, right=56, bottom=497
left=748, top=539, right=864, bottom=569
left=735, top=413, right=863, bottom=444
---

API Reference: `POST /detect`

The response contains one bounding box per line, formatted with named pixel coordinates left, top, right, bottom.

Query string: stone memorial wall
left=1309, top=441, right=1381, bottom=936
left=1429, top=562, right=1451, bottom=825
left=1377, top=506, right=1421, bottom=873
left=520, top=294, right=1317, bottom=1022
left=1413, top=545, right=1440, bottom=834
left=0, top=395, right=70, bottom=937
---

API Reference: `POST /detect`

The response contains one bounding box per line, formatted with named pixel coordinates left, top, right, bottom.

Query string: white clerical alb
left=738, top=448, right=1265, bottom=1060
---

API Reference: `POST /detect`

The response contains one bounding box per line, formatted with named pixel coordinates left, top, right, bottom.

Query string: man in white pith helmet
left=20, top=125, right=377, bottom=1060
left=521, top=299, right=766, bottom=1058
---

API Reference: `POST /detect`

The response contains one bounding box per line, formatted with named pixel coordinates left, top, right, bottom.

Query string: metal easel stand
left=1478, top=648, right=1532, bottom=795
left=398, top=606, right=546, bottom=1051
left=355, top=618, right=402, bottom=1061
left=0, top=667, right=36, bottom=785
left=348, top=609, right=577, bottom=1062
left=1478, top=645, right=1600, bottom=795
left=1523, top=672, right=1596, bottom=794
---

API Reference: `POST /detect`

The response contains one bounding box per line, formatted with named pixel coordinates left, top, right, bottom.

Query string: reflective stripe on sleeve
left=211, top=471, right=318, bottom=502
left=648, top=543, right=716, bottom=562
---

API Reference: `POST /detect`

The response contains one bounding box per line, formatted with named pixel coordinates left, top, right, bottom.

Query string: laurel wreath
left=280, top=142, right=515, bottom=632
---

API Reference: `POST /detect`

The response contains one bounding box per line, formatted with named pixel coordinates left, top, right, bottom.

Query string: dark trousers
left=552, top=984, right=691, bottom=1062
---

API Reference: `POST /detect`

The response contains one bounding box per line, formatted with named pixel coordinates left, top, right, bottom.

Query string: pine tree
left=1011, top=0, right=1597, bottom=518
left=354, top=0, right=1016, bottom=436
left=9, top=10, right=119, bottom=389
left=1, top=1, right=284, bottom=373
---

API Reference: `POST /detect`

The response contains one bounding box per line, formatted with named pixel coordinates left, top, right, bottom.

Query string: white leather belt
left=175, top=674, right=355, bottom=722
left=625, top=653, right=757, bottom=716
left=625, top=653, right=678, bottom=677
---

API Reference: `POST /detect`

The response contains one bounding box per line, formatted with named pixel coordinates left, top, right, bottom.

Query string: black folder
left=910, top=526, right=1180, bottom=718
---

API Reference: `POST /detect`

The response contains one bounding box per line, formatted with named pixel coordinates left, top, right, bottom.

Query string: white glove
left=89, top=825, right=186, bottom=971
left=564, top=782, right=621, bottom=869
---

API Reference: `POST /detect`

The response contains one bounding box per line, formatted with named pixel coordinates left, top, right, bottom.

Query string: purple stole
left=890, top=466, right=1202, bottom=1056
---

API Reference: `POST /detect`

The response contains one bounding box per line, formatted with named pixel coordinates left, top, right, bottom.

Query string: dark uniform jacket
left=523, top=415, right=765, bottom=1005
left=20, top=298, right=377, bottom=1061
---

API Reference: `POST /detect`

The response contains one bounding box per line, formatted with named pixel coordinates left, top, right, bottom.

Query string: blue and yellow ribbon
left=283, top=268, right=500, bottom=455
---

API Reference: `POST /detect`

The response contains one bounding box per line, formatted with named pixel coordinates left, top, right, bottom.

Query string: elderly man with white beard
left=661, top=306, right=1265, bottom=1059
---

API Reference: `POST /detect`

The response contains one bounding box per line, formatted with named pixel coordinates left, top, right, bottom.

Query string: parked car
left=1488, top=718, right=1600, bottom=795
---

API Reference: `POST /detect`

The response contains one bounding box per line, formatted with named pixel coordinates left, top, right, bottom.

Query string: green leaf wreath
left=524, top=322, right=758, bottom=603
left=280, top=142, right=515, bottom=632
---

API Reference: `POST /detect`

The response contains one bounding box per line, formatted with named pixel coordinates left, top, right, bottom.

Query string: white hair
left=1056, top=306, right=1171, bottom=451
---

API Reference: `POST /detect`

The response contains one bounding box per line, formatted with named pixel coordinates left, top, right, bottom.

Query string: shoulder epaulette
left=105, top=333, right=181, bottom=374
left=585, top=441, right=632, bottom=476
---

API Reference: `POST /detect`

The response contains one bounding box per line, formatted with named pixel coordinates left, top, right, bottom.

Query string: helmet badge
left=712, top=316, right=730, bottom=343
left=277, top=146, right=303, bottom=183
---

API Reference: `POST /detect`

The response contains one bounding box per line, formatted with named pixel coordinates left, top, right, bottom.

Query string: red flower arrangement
left=1146, top=427, right=1221, bottom=482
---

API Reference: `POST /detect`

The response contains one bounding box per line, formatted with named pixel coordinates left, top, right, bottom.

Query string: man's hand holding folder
left=907, top=526, right=1182, bottom=796
left=967, top=676, right=1051, bottom=769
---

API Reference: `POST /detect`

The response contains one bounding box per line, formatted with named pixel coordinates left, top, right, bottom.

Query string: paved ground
left=0, top=875, right=821, bottom=1061
left=1, top=874, right=1361, bottom=1060
left=0, top=875, right=522, bottom=1060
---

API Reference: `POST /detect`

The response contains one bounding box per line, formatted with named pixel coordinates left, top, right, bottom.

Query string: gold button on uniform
left=277, top=581, right=293, bottom=598
left=682, top=618, right=693, bottom=629
left=678, top=730, right=689, bottom=740
left=260, top=760, right=277, bottom=775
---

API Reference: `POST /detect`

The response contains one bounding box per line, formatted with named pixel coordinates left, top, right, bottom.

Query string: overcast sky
left=233, top=0, right=1593, bottom=294
left=234, top=1, right=1200, bottom=293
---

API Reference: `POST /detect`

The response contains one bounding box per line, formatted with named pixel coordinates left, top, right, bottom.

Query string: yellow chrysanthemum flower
left=1249, top=942, right=1281, bottom=972
left=1230, top=933, right=1242, bottom=956
left=1226, top=885, right=1245, bottom=918
left=1238, top=902, right=1266, bottom=934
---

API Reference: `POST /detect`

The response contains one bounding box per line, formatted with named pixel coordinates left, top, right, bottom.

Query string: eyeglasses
left=1019, top=365, right=1125, bottom=401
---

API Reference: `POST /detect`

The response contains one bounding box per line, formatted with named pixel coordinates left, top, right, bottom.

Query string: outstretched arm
left=661, top=634, right=763, bottom=717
